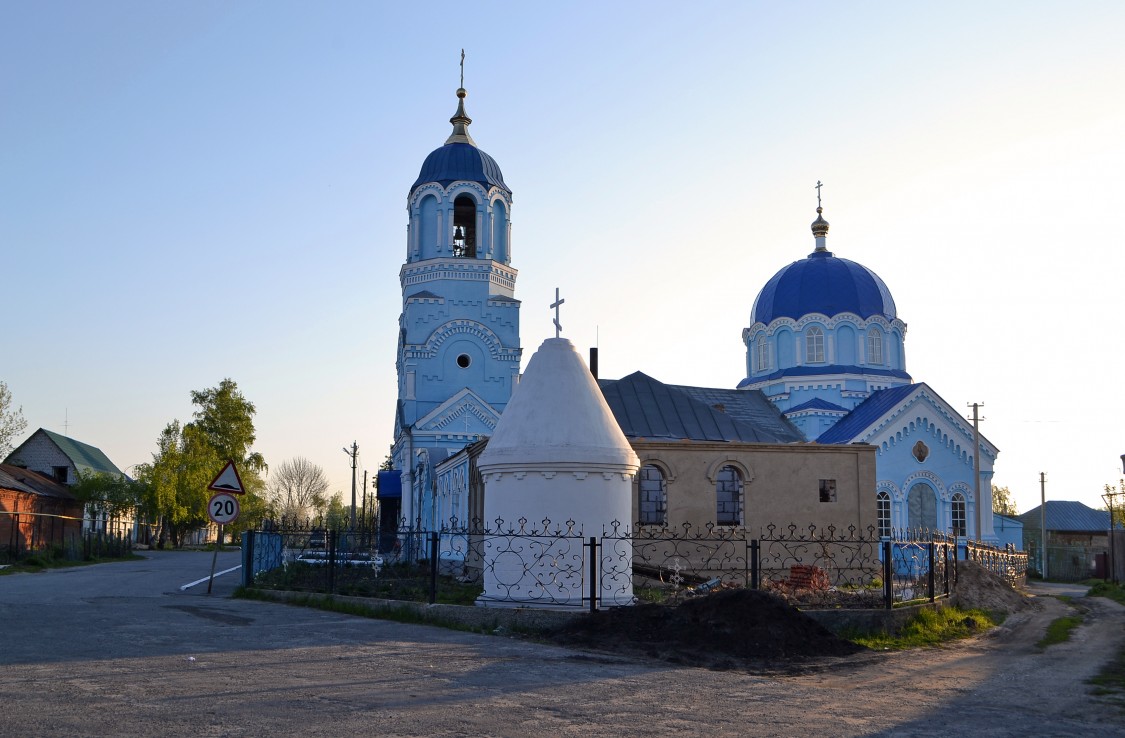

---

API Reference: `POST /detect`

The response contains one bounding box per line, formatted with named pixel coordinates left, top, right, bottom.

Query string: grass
left=1086, top=580, right=1125, bottom=606
left=0, top=552, right=143, bottom=575
left=234, top=586, right=506, bottom=634
left=1037, top=615, right=1083, bottom=648
left=847, top=606, right=998, bottom=650
left=249, top=561, right=483, bottom=605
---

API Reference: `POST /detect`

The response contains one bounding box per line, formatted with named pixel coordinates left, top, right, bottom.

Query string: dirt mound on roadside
left=548, top=588, right=864, bottom=669
left=952, top=561, right=1031, bottom=614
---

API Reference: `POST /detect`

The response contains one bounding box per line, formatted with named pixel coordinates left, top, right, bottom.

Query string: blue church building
left=385, top=84, right=999, bottom=544
left=388, top=86, right=521, bottom=528
left=740, top=202, right=999, bottom=542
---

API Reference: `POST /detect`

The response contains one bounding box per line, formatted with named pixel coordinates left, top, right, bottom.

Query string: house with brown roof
left=0, top=463, right=83, bottom=556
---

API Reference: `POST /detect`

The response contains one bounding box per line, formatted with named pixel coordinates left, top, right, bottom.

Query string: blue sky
left=4, top=1, right=1124, bottom=515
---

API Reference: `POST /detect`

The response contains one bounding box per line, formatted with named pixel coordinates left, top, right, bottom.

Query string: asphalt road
left=1, top=552, right=1122, bottom=737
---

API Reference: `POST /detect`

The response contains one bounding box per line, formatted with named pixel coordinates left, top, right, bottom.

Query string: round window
left=456, top=354, right=471, bottom=368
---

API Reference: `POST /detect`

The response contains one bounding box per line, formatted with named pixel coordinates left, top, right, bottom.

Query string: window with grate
left=715, top=466, right=743, bottom=526
left=638, top=464, right=667, bottom=526
left=806, top=326, right=825, bottom=363
left=951, top=493, right=967, bottom=537
left=877, top=491, right=891, bottom=538
left=867, top=329, right=883, bottom=365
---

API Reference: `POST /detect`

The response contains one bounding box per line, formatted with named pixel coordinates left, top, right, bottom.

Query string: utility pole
left=1040, top=472, right=1048, bottom=579
left=361, top=470, right=368, bottom=528
left=343, top=441, right=358, bottom=529
left=968, top=403, right=984, bottom=541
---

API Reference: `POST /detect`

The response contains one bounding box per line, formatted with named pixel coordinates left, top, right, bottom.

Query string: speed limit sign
left=208, top=492, right=241, bottom=525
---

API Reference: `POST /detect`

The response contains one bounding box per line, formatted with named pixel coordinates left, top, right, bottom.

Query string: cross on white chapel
left=550, top=287, right=565, bottom=338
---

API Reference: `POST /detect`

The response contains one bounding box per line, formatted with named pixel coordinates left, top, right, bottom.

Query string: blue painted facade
left=742, top=207, right=1000, bottom=542
left=392, top=88, right=521, bottom=528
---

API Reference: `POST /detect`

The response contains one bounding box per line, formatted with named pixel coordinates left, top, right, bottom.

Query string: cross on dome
left=551, top=288, right=565, bottom=338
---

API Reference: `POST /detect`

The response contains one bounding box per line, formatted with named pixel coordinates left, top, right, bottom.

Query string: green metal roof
left=38, top=429, right=123, bottom=477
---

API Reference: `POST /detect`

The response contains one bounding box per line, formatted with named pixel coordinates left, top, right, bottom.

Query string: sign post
left=205, top=462, right=245, bottom=595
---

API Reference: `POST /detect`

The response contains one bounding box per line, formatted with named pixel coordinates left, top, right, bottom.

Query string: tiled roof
left=1019, top=501, right=1120, bottom=532
left=599, top=373, right=804, bottom=444
left=815, top=384, right=919, bottom=444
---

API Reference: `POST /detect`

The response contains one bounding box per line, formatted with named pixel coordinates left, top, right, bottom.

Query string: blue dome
left=411, top=142, right=510, bottom=195
left=751, top=250, right=897, bottom=324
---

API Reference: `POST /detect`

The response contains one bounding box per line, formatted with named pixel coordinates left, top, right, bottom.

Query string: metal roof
left=4, top=428, right=123, bottom=477
left=786, top=398, right=849, bottom=414
left=411, top=142, right=510, bottom=195
left=738, top=364, right=911, bottom=387
left=1019, top=501, right=1120, bottom=532
left=815, top=384, right=919, bottom=444
left=751, top=250, right=897, bottom=325
left=599, top=373, right=804, bottom=444
left=0, top=464, right=75, bottom=499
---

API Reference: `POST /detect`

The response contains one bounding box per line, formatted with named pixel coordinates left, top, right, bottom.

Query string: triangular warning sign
left=208, top=461, right=245, bottom=495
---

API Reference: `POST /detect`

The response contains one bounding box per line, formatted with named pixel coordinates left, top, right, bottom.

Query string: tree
left=324, top=492, right=348, bottom=530
left=1104, top=480, right=1125, bottom=530
left=0, top=381, right=28, bottom=458
left=992, top=485, right=1018, bottom=516
left=266, top=457, right=329, bottom=522
left=142, top=380, right=268, bottom=547
left=71, top=470, right=143, bottom=521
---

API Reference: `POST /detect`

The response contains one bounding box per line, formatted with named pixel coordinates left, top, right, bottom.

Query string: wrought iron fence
left=242, top=518, right=1023, bottom=611
left=966, top=539, right=1029, bottom=586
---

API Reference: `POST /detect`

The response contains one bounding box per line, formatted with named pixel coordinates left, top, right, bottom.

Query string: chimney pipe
left=589, top=347, right=599, bottom=380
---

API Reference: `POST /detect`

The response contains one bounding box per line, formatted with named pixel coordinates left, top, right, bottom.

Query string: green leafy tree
left=0, top=381, right=28, bottom=458
left=142, top=380, right=268, bottom=547
left=1104, top=480, right=1125, bottom=529
left=71, top=470, right=143, bottom=522
left=324, top=492, right=348, bottom=530
left=992, top=485, right=1018, bottom=516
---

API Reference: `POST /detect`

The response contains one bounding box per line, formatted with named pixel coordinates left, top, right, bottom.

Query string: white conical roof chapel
left=479, top=337, right=638, bottom=471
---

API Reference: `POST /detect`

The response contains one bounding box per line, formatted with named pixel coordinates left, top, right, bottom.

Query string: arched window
left=907, top=483, right=937, bottom=532
left=756, top=336, right=769, bottom=371
left=715, top=466, right=743, bottom=526
left=806, top=326, right=825, bottom=363
left=453, top=194, right=477, bottom=258
left=867, top=329, right=883, bottom=365
left=951, top=493, right=967, bottom=537
left=876, top=491, right=891, bottom=538
left=638, top=464, right=667, bottom=526
left=491, top=199, right=508, bottom=262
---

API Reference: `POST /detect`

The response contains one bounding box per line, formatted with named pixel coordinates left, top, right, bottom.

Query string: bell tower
left=391, top=78, right=522, bottom=527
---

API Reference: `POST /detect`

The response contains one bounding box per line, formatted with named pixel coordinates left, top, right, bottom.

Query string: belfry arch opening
left=453, top=194, right=477, bottom=258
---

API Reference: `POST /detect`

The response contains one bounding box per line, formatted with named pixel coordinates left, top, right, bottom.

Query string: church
left=381, top=83, right=1000, bottom=546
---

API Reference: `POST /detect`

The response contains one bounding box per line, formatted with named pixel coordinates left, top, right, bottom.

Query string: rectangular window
left=638, top=465, right=667, bottom=526
left=53, top=466, right=68, bottom=484
left=819, top=479, right=837, bottom=503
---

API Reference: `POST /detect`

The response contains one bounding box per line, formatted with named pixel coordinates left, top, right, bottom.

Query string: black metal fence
left=242, top=519, right=1026, bottom=612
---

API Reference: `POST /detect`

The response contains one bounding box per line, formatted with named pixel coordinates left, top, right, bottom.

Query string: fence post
left=883, top=540, right=893, bottom=610
left=928, top=541, right=936, bottom=603
left=588, top=537, right=599, bottom=613
left=327, top=529, right=337, bottom=594
left=429, top=531, right=439, bottom=604
left=242, top=531, right=255, bottom=587
left=750, top=539, right=760, bottom=590
left=944, top=543, right=951, bottom=595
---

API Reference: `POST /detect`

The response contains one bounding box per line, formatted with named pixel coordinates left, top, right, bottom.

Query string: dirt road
left=1, top=556, right=1121, bottom=737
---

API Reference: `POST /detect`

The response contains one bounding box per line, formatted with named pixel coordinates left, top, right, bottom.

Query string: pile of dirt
left=548, top=588, right=865, bottom=669
left=952, top=561, right=1031, bottom=614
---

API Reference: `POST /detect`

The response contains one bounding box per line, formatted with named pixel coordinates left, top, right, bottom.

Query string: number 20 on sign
left=208, top=492, right=240, bottom=525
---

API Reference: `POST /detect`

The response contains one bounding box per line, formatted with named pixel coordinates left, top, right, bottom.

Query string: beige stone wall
left=630, top=441, right=877, bottom=534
